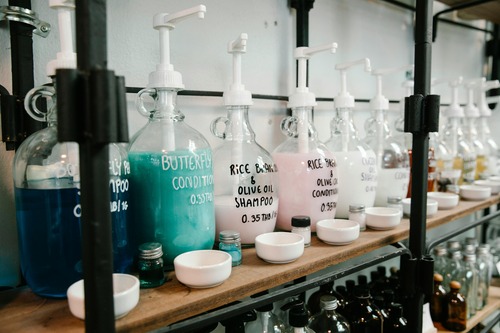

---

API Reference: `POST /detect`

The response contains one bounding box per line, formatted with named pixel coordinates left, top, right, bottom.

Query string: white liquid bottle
left=475, top=79, right=500, bottom=177
left=272, top=43, right=339, bottom=231
left=363, top=66, right=411, bottom=206
left=211, top=34, right=278, bottom=245
left=324, top=58, right=377, bottom=218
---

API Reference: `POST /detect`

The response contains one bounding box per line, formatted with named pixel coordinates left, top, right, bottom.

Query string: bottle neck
left=151, top=89, right=184, bottom=121
left=225, top=105, right=255, bottom=141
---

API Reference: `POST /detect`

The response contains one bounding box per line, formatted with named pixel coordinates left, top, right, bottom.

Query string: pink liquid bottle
left=272, top=43, right=339, bottom=231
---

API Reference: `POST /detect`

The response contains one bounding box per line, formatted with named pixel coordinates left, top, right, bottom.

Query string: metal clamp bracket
left=0, top=6, right=51, bottom=37
left=404, top=94, right=440, bottom=134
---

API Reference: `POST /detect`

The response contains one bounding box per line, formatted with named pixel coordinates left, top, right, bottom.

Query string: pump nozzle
left=475, top=78, right=500, bottom=117
left=46, top=0, right=76, bottom=76
left=288, top=42, right=337, bottom=108
left=224, top=33, right=252, bottom=106
left=442, top=77, right=464, bottom=118
left=334, top=58, right=371, bottom=109
left=463, top=78, right=483, bottom=118
left=149, top=5, right=207, bottom=89
left=370, top=64, right=414, bottom=111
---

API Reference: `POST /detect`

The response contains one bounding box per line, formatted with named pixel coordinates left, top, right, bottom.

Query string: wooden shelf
left=438, top=0, right=500, bottom=25
left=434, top=284, right=500, bottom=332
left=1, top=194, right=499, bottom=332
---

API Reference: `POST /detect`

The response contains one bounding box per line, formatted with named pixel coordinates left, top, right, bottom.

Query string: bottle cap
left=349, top=204, right=365, bottom=212
left=433, top=245, right=447, bottom=256
left=291, top=215, right=311, bottom=228
left=223, top=33, right=252, bottom=106
left=387, top=196, right=402, bottom=204
left=476, top=244, right=491, bottom=255
left=138, top=242, right=163, bottom=260
left=434, top=273, right=443, bottom=282
left=219, top=230, right=241, bottom=242
left=463, top=253, right=476, bottom=262
left=288, top=302, right=309, bottom=327
left=319, top=295, right=339, bottom=310
left=450, top=281, right=461, bottom=290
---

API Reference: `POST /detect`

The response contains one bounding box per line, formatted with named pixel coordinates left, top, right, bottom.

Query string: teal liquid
left=128, top=149, right=216, bottom=267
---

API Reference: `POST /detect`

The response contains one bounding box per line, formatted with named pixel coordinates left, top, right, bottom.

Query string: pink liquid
left=272, top=152, right=339, bottom=231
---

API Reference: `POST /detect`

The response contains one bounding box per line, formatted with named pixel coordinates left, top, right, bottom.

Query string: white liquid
left=334, top=150, right=377, bottom=218
left=215, top=195, right=278, bottom=245
left=374, top=168, right=410, bottom=207
left=272, top=152, right=339, bottom=231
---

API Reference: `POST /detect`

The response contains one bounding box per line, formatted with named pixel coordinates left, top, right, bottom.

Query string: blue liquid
left=15, top=185, right=132, bottom=298
left=128, top=149, right=216, bottom=267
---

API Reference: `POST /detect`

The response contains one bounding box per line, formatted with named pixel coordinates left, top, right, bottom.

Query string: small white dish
left=474, top=180, right=500, bottom=195
left=459, top=184, right=491, bottom=201
left=365, top=207, right=401, bottom=230
left=488, top=176, right=500, bottom=182
left=401, top=198, right=438, bottom=217
left=67, top=273, right=140, bottom=320
left=427, top=192, right=460, bottom=209
left=174, top=250, right=232, bottom=288
left=316, top=219, right=360, bottom=245
left=255, top=232, right=304, bottom=264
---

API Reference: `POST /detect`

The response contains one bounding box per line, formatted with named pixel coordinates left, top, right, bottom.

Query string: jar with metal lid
left=219, top=230, right=242, bottom=266
left=291, top=216, right=311, bottom=247
left=387, top=196, right=403, bottom=218
left=138, top=242, right=165, bottom=288
left=349, top=204, right=366, bottom=231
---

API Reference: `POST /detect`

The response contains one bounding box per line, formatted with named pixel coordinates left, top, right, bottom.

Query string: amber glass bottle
left=443, top=281, right=467, bottom=331
left=430, top=273, right=447, bottom=323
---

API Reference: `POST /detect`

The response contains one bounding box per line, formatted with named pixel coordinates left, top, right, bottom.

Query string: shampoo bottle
left=272, top=43, right=339, bottom=231
left=211, top=34, right=278, bottom=245
left=128, top=5, right=215, bottom=267
left=324, top=58, right=377, bottom=218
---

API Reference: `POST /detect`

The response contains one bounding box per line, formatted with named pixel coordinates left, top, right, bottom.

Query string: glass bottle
left=430, top=273, right=447, bottom=323
left=218, top=230, right=242, bottom=266
left=443, top=250, right=466, bottom=293
left=432, top=245, right=449, bottom=277
left=324, top=58, right=377, bottom=218
left=443, top=281, right=467, bottom=331
left=348, top=205, right=366, bottom=231
left=137, top=242, right=165, bottom=288
left=287, top=302, right=315, bottom=333
left=462, top=253, right=479, bottom=318
left=272, top=44, right=339, bottom=232
left=308, top=295, right=350, bottom=333
left=128, top=7, right=215, bottom=268
left=245, top=302, right=285, bottom=333
left=291, top=216, right=311, bottom=247
left=476, top=244, right=492, bottom=309
left=307, top=281, right=335, bottom=316
left=211, top=34, right=278, bottom=245
left=384, top=303, right=408, bottom=333
left=344, top=286, right=383, bottom=333
left=386, top=196, right=403, bottom=219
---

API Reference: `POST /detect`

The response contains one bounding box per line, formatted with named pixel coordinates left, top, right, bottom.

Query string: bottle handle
left=280, top=116, right=298, bottom=137
left=135, top=88, right=157, bottom=118
left=24, top=85, right=55, bottom=122
left=210, top=116, right=230, bottom=139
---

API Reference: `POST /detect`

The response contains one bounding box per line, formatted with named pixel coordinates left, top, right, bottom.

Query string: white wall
left=0, top=0, right=490, bottom=287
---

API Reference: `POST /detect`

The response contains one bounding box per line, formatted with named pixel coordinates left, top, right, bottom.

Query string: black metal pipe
left=487, top=24, right=500, bottom=109
left=74, top=0, right=115, bottom=332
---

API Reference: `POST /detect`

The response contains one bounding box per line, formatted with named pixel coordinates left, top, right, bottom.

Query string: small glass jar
left=387, top=196, right=403, bottom=218
left=291, top=216, right=311, bottom=247
left=137, top=242, right=166, bottom=288
left=219, top=230, right=242, bottom=266
left=349, top=204, right=366, bottom=231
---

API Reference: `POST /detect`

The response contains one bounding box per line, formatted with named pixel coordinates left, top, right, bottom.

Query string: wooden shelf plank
left=438, top=0, right=500, bottom=25
left=435, top=285, right=500, bottom=332
left=1, top=194, right=499, bottom=332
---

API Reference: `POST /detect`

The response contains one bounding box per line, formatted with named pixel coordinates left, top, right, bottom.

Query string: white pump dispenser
left=364, top=65, right=412, bottom=206
left=324, top=58, right=377, bottom=219
left=272, top=43, right=339, bottom=231
left=440, top=77, right=475, bottom=185
left=128, top=5, right=215, bottom=267
left=211, top=34, right=278, bottom=245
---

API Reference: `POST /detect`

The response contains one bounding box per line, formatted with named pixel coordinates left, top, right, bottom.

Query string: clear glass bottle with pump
left=363, top=67, right=410, bottom=206
left=12, top=1, right=131, bottom=298
left=272, top=44, right=339, bottom=231
left=128, top=6, right=215, bottom=268
left=212, top=34, right=278, bottom=245
left=324, top=58, right=377, bottom=218
left=308, top=295, right=350, bottom=333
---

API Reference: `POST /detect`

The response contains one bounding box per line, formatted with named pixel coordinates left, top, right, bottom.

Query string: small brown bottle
left=430, top=273, right=447, bottom=323
left=443, top=281, right=467, bottom=331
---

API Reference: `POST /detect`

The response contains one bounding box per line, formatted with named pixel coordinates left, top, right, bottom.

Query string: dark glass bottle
left=430, top=273, right=447, bottom=323
left=384, top=303, right=408, bottom=332
left=308, top=281, right=342, bottom=315
left=308, top=295, right=350, bottom=333
left=344, top=286, right=383, bottom=333
left=443, top=281, right=467, bottom=331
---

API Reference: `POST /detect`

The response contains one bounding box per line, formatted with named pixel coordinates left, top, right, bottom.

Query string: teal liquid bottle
left=127, top=6, right=215, bottom=268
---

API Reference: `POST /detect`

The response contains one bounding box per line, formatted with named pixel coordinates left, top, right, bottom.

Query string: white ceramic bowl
left=316, top=219, right=360, bottom=245
left=401, top=198, right=438, bottom=217
left=474, top=180, right=500, bottom=195
left=255, top=232, right=304, bottom=264
left=459, top=184, right=491, bottom=201
left=174, top=250, right=232, bottom=288
left=365, top=207, right=401, bottom=230
left=489, top=176, right=500, bottom=182
left=427, top=192, right=460, bottom=209
left=67, top=273, right=140, bottom=320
